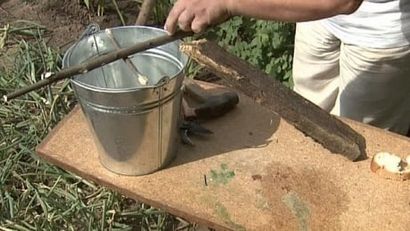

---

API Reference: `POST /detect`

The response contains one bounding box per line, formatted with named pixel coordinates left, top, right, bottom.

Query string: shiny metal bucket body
left=62, top=26, right=188, bottom=175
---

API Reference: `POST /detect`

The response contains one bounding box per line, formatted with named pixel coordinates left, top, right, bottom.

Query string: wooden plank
left=180, top=40, right=366, bottom=161
left=36, top=93, right=410, bottom=231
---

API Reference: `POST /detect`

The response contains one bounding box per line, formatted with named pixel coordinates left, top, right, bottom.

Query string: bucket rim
left=62, top=25, right=188, bottom=93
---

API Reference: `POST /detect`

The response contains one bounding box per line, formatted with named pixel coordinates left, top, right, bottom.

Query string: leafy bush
left=206, top=17, right=295, bottom=87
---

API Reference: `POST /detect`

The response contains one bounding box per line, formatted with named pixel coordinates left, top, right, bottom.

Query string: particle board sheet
left=36, top=93, right=410, bottom=231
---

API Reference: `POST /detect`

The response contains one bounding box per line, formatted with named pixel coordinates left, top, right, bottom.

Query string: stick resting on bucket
left=2, top=30, right=194, bottom=102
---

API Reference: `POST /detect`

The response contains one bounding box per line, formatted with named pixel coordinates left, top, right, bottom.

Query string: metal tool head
left=180, top=120, right=213, bottom=146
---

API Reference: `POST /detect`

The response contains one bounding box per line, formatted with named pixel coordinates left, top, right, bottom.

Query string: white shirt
left=321, top=0, right=410, bottom=48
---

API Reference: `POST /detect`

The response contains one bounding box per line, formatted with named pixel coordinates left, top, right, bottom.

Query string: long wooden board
left=181, top=40, right=366, bottom=161
left=36, top=93, right=410, bottom=231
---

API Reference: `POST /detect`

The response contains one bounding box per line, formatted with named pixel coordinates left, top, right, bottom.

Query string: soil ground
left=0, top=0, right=140, bottom=53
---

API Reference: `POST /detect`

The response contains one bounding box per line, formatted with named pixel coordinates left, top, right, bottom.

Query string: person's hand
left=164, top=0, right=233, bottom=35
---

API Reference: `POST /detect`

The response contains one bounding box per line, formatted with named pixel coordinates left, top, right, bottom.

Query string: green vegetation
left=209, top=164, right=235, bottom=186
left=1, top=1, right=295, bottom=229
left=206, top=17, right=295, bottom=87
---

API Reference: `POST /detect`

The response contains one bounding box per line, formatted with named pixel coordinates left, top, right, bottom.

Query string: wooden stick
left=136, top=0, right=156, bottom=25
left=181, top=39, right=367, bottom=161
left=105, top=28, right=149, bottom=85
left=3, top=30, right=193, bottom=102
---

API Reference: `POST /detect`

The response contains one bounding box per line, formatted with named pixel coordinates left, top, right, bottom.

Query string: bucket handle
left=65, top=23, right=102, bottom=68
left=154, top=76, right=171, bottom=103
left=70, top=23, right=114, bottom=87
left=69, top=23, right=101, bottom=55
left=79, top=23, right=101, bottom=41
left=155, top=76, right=170, bottom=87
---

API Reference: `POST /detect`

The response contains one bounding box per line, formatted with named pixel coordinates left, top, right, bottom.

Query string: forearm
left=164, top=0, right=363, bottom=34
left=228, top=0, right=363, bottom=22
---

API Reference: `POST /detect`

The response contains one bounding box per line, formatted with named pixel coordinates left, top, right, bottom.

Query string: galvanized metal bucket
left=62, top=25, right=188, bottom=175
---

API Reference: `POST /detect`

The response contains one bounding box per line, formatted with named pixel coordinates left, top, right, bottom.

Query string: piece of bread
left=370, top=152, right=410, bottom=181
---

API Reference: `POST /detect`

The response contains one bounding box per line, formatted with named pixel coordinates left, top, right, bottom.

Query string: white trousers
left=292, top=21, right=410, bottom=135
